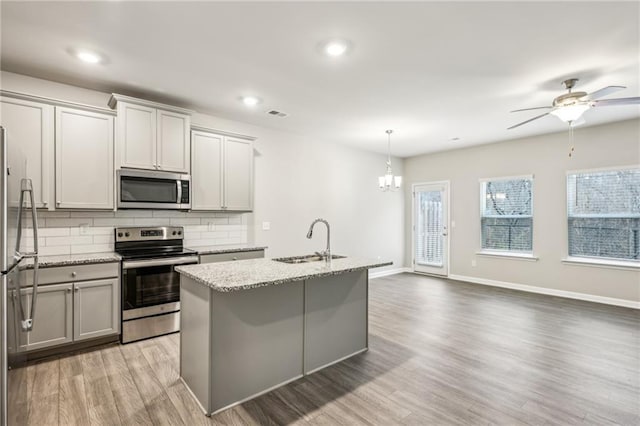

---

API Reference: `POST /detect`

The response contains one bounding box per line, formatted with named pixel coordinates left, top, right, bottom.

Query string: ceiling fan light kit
left=549, top=103, right=590, bottom=123
left=507, top=78, right=640, bottom=130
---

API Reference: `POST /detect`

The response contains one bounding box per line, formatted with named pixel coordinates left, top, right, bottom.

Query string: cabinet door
left=157, top=109, right=190, bottom=173
left=223, top=137, right=253, bottom=211
left=191, top=130, right=223, bottom=210
left=73, top=278, right=119, bottom=341
left=55, top=107, right=114, bottom=209
left=117, top=102, right=156, bottom=170
left=20, top=283, right=73, bottom=351
left=0, top=97, right=54, bottom=209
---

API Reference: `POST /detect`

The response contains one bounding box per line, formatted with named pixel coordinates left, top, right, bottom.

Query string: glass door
left=413, top=182, right=449, bottom=276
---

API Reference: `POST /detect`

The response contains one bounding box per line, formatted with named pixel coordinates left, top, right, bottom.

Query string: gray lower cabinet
left=199, top=249, right=264, bottom=264
left=19, top=283, right=73, bottom=351
left=73, top=278, right=119, bottom=341
left=17, top=263, right=120, bottom=352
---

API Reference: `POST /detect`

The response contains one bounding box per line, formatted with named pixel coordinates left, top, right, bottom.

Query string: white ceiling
left=1, top=1, right=638, bottom=157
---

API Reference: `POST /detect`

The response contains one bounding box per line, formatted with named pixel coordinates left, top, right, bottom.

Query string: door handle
left=176, top=180, right=182, bottom=204
left=15, top=178, right=39, bottom=332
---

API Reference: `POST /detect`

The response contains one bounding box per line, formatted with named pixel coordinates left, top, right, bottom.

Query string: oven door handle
left=122, top=256, right=198, bottom=270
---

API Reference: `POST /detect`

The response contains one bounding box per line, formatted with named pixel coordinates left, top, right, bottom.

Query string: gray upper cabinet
left=55, top=107, right=114, bottom=209
left=157, top=109, right=190, bottom=173
left=0, top=96, right=54, bottom=209
left=73, top=278, right=119, bottom=341
left=191, top=128, right=254, bottom=211
left=192, top=130, right=223, bottom=210
left=110, top=94, right=192, bottom=173
left=224, top=137, right=254, bottom=211
left=116, top=101, right=157, bottom=170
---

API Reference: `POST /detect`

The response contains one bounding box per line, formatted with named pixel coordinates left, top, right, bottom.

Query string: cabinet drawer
left=200, top=250, right=264, bottom=264
left=21, top=262, right=119, bottom=286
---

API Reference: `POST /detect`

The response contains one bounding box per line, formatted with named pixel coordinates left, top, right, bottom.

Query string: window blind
left=481, top=178, right=533, bottom=252
left=416, top=190, right=443, bottom=266
left=567, top=168, right=640, bottom=261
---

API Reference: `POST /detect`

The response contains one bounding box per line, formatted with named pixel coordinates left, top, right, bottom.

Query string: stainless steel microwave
left=117, top=169, right=191, bottom=210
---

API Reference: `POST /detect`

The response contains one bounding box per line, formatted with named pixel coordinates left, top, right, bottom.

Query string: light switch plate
left=262, top=222, right=271, bottom=231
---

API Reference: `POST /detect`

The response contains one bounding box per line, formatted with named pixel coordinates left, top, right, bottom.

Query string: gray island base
left=175, top=257, right=391, bottom=416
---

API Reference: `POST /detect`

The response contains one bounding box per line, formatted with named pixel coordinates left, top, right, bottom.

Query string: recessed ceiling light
left=241, top=96, right=261, bottom=107
left=75, top=49, right=102, bottom=64
left=322, top=39, right=351, bottom=57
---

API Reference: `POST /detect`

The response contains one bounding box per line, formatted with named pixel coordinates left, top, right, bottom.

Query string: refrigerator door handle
left=14, top=178, right=38, bottom=332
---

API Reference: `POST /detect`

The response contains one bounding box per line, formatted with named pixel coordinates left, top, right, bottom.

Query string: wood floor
left=9, top=273, right=640, bottom=425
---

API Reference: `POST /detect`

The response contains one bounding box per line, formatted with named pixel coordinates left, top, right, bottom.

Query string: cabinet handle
left=232, top=257, right=238, bottom=261
left=66, top=288, right=71, bottom=293
left=74, top=288, right=79, bottom=293
left=71, top=272, right=77, bottom=277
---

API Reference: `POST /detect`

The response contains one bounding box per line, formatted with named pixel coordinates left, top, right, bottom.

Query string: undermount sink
left=273, top=254, right=346, bottom=264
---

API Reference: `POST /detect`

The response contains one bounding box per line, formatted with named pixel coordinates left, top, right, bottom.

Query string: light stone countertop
left=20, top=252, right=122, bottom=270
left=176, top=256, right=392, bottom=292
left=186, top=244, right=268, bottom=255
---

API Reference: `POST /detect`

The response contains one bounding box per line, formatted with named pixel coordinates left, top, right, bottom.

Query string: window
left=480, top=177, right=533, bottom=253
left=567, top=168, right=640, bottom=262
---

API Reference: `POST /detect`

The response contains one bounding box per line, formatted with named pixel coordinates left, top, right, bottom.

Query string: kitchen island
left=175, top=256, right=391, bottom=416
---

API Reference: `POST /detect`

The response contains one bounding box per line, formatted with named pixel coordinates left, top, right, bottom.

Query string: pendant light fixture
left=378, top=130, right=402, bottom=191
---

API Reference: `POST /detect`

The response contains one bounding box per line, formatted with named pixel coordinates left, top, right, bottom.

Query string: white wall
left=404, top=119, right=640, bottom=303
left=1, top=71, right=405, bottom=271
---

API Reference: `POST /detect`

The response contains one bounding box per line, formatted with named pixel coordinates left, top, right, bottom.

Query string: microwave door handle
left=15, top=179, right=39, bottom=331
left=176, top=180, right=182, bottom=204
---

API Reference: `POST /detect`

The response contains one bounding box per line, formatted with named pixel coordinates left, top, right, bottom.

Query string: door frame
left=411, top=180, right=451, bottom=277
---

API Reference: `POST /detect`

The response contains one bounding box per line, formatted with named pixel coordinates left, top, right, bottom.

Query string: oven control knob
left=125, top=232, right=130, bottom=237
left=177, top=231, right=182, bottom=235
left=117, top=232, right=123, bottom=238
left=172, top=231, right=177, bottom=236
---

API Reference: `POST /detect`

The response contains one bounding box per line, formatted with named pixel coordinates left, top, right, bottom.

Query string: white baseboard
left=448, top=274, right=640, bottom=309
left=370, top=267, right=411, bottom=279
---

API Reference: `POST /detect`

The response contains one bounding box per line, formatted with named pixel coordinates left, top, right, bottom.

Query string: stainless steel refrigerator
left=0, top=126, right=40, bottom=425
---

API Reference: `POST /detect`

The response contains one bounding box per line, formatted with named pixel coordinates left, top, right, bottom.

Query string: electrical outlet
left=262, top=222, right=271, bottom=231
left=208, top=222, right=215, bottom=231
left=79, top=223, right=89, bottom=235
left=471, top=259, right=477, bottom=267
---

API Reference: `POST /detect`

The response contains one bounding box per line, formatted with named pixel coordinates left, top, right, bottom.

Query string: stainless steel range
left=115, top=226, right=198, bottom=343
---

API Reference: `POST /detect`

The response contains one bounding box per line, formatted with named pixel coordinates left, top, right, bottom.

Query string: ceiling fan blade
left=580, top=86, right=625, bottom=101
left=592, top=97, right=640, bottom=107
left=507, top=112, right=549, bottom=130
left=510, top=106, right=552, bottom=113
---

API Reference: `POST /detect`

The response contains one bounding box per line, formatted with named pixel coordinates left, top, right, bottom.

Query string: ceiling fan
left=508, top=78, right=640, bottom=130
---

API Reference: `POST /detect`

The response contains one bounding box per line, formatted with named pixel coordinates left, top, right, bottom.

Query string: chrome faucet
left=306, top=218, right=331, bottom=263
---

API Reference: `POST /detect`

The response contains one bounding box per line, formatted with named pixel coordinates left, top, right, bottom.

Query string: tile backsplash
left=22, top=210, right=249, bottom=256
